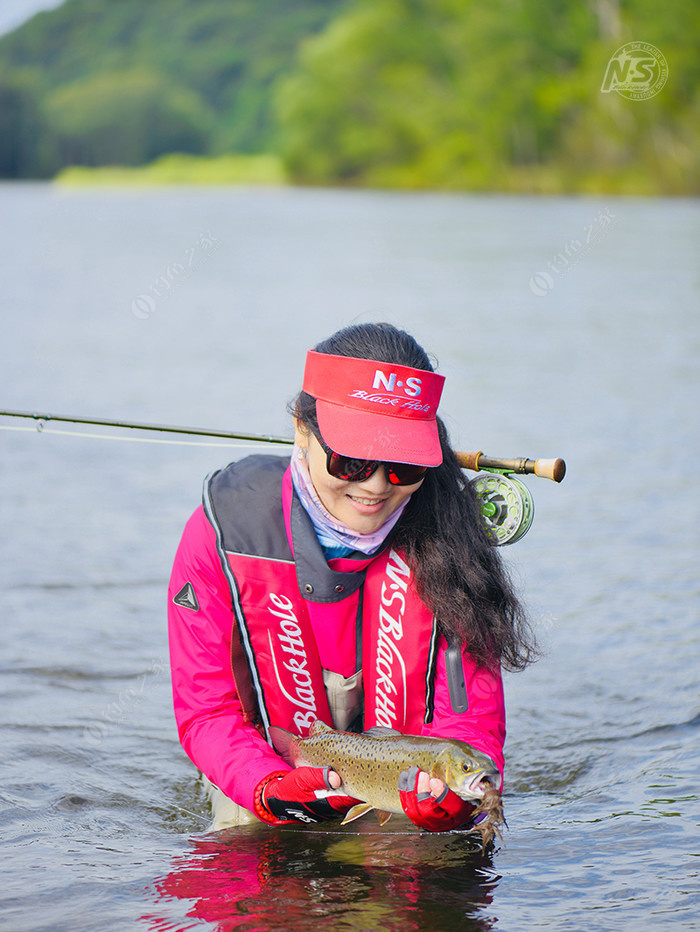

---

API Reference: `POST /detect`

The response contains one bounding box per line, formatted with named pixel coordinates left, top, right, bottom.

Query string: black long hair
left=293, top=322, right=536, bottom=672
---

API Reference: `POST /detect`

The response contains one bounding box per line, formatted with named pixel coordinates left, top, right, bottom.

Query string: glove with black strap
left=254, top=767, right=359, bottom=825
left=398, top=765, right=477, bottom=832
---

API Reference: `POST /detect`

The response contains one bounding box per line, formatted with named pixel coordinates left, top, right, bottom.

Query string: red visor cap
left=302, top=350, right=445, bottom=467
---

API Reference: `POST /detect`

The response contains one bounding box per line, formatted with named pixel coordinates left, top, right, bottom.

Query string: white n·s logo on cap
left=372, top=369, right=423, bottom=397
left=404, top=377, right=422, bottom=397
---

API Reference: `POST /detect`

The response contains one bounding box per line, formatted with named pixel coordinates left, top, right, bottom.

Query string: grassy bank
left=54, top=150, right=692, bottom=196
left=56, top=153, right=288, bottom=186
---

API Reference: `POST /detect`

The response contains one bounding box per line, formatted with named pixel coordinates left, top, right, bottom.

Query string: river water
left=1, top=184, right=698, bottom=931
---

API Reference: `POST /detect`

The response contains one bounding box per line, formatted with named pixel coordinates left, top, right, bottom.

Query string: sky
left=0, top=0, right=64, bottom=36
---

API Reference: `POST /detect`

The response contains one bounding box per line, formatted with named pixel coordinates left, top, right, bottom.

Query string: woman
left=168, top=323, right=534, bottom=830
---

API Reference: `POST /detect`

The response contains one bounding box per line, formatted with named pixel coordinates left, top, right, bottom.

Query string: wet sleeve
left=167, top=505, right=291, bottom=812
left=421, top=635, right=505, bottom=788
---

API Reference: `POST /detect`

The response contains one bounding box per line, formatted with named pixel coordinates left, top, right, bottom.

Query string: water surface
left=1, top=184, right=698, bottom=930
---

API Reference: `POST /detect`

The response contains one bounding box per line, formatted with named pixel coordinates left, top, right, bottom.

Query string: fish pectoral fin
left=341, top=803, right=375, bottom=824
left=374, top=810, right=392, bottom=826
left=268, top=726, right=296, bottom=764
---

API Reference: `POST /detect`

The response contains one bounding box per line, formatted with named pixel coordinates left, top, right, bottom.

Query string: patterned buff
left=291, top=445, right=410, bottom=557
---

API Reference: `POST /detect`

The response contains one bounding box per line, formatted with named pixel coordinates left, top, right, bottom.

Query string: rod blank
left=0, top=409, right=293, bottom=445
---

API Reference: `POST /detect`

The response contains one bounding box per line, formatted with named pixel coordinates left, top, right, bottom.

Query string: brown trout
left=269, top=720, right=504, bottom=844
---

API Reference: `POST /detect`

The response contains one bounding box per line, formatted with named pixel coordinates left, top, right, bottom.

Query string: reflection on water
left=145, top=823, right=499, bottom=931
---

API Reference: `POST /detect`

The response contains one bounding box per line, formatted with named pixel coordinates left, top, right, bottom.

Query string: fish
left=269, top=720, right=505, bottom=847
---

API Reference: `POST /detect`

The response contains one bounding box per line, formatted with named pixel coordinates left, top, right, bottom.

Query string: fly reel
left=469, top=471, right=535, bottom=546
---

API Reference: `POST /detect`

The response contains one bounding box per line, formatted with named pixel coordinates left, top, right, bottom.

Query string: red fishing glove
left=254, top=767, right=360, bottom=825
left=399, top=766, right=477, bottom=832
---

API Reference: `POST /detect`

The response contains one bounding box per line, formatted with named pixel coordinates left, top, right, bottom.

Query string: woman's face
left=295, top=424, right=424, bottom=534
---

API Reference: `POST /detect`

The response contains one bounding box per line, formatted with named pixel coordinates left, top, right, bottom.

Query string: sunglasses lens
left=386, top=463, right=428, bottom=486
left=327, top=452, right=378, bottom=482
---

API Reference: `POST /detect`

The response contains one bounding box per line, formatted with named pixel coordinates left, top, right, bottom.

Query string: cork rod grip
left=455, top=451, right=566, bottom=483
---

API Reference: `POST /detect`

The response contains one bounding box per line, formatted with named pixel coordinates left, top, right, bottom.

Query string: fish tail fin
left=268, top=726, right=299, bottom=765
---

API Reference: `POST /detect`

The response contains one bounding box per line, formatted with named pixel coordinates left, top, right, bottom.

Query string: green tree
left=0, top=71, right=56, bottom=177
left=44, top=68, right=211, bottom=166
left=0, top=0, right=346, bottom=167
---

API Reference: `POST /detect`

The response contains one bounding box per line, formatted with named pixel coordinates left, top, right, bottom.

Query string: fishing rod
left=0, top=408, right=565, bottom=479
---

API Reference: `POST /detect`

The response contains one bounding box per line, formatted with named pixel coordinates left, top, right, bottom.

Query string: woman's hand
left=255, top=767, right=360, bottom=824
left=398, top=766, right=476, bottom=832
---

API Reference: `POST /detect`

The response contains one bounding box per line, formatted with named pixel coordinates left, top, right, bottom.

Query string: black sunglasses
left=312, top=428, right=428, bottom=486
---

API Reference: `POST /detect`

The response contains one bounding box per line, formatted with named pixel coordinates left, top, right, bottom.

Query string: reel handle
left=456, top=451, right=566, bottom=483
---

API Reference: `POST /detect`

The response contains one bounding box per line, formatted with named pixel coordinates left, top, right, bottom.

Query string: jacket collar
left=282, top=466, right=376, bottom=604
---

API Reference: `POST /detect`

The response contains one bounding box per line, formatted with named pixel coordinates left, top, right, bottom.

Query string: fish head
left=431, top=745, right=500, bottom=800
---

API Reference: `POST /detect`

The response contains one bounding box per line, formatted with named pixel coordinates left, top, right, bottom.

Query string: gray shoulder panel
left=205, top=455, right=293, bottom=562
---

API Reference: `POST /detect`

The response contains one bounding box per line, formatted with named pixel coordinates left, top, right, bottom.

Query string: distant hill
left=1, top=0, right=697, bottom=193
left=0, top=0, right=346, bottom=175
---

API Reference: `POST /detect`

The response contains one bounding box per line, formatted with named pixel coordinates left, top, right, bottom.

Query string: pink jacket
left=168, top=459, right=506, bottom=814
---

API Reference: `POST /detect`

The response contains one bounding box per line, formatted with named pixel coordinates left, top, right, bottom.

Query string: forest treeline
left=0, top=0, right=697, bottom=193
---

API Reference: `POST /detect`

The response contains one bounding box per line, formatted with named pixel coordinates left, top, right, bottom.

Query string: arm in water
left=168, top=507, right=358, bottom=821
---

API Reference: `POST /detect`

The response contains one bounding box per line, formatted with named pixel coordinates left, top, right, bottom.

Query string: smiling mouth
left=347, top=495, right=386, bottom=506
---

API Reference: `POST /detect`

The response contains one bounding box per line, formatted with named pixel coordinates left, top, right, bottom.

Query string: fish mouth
left=460, top=770, right=499, bottom=800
